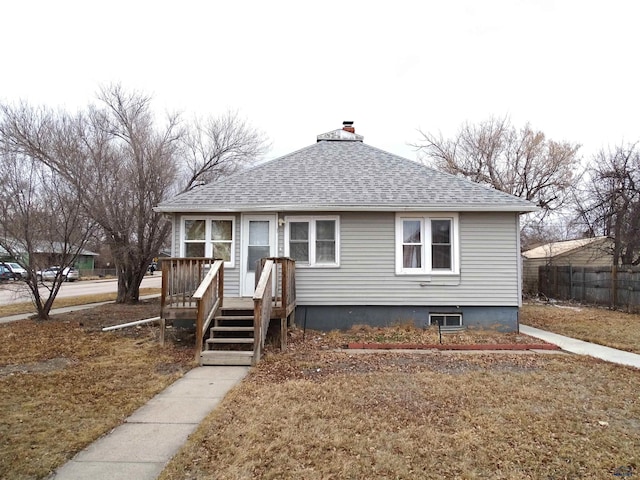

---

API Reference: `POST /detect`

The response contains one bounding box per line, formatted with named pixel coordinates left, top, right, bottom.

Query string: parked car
left=36, top=266, right=80, bottom=282
left=3, top=262, right=28, bottom=280
left=0, top=264, right=18, bottom=282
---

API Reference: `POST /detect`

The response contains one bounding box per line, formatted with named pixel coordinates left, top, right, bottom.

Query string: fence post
left=569, top=266, right=574, bottom=300
left=611, top=265, right=618, bottom=309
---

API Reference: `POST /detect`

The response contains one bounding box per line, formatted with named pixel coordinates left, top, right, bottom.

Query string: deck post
left=159, top=317, right=166, bottom=345
left=160, top=261, right=168, bottom=339
left=280, top=316, right=287, bottom=351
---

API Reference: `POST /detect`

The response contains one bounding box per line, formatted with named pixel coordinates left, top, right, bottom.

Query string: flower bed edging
left=347, top=342, right=561, bottom=351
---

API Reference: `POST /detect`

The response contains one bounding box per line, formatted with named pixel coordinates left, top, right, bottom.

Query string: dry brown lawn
left=522, top=301, right=640, bottom=354
left=159, top=325, right=640, bottom=480
left=0, top=299, right=195, bottom=480
left=0, top=287, right=161, bottom=317
left=3, top=300, right=640, bottom=479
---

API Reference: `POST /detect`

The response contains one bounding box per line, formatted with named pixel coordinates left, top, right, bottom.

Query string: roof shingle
left=156, top=133, right=537, bottom=213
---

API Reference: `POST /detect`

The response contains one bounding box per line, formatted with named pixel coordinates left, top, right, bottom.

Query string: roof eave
left=154, top=204, right=539, bottom=214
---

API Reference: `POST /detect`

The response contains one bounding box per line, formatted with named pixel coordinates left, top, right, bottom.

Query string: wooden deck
left=160, top=257, right=296, bottom=366
left=162, top=297, right=289, bottom=315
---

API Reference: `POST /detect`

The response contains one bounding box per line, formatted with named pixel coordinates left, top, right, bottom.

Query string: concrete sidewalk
left=520, top=324, right=640, bottom=369
left=48, top=366, right=249, bottom=480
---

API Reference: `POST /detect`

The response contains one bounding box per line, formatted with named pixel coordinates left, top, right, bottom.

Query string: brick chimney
left=342, top=121, right=355, bottom=133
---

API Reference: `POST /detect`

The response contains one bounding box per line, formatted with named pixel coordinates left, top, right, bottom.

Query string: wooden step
left=211, top=326, right=254, bottom=332
left=200, top=350, right=253, bottom=366
left=215, top=315, right=254, bottom=321
left=206, top=337, right=254, bottom=344
left=219, top=306, right=254, bottom=313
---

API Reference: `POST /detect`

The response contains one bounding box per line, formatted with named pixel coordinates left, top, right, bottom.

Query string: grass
left=521, top=302, right=640, bottom=354
left=4, top=301, right=640, bottom=479
left=0, top=287, right=160, bottom=317
left=160, top=349, right=640, bottom=480
left=158, top=305, right=640, bottom=479
left=0, top=299, right=194, bottom=479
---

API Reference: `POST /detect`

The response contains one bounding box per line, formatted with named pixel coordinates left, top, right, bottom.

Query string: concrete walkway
left=48, top=366, right=249, bottom=480
left=520, top=324, right=640, bottom=369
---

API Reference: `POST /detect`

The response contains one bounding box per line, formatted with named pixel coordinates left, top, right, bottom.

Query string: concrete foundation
left=296, top=305, right=519, bottom=332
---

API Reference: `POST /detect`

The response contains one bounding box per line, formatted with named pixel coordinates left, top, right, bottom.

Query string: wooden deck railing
left=192, top=260, right=224, bottom=361
left=161, top=256, right=294, bottom=365
left=253, top=257, right=297, bottom=363
left=253, top=259, right=275, bottom=364
left=255, top=257, right=296, bottom=313
left=160, top=258, right=224, bottom=359
left=161, top=257, right=221, bottom=308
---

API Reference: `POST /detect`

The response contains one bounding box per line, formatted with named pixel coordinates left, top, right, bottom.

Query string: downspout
left=516, top=213, right=522, bottom=332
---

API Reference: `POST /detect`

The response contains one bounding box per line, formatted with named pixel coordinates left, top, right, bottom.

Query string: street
left=0, top=275, right=162, bottom=306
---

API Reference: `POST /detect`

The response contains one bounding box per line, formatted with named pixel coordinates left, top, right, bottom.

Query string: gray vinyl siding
left=172, top=210, right=521, bottom=306
left=292, top=211, right=520, bottom=306
left=457, top=212, right=520, bottom=305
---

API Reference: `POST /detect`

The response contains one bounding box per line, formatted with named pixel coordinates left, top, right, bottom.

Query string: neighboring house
left=156, top=123, right=537, bottom=332
left=522, top=237, right=613, bottom=294
left=0, top=243, right=98, bottom=272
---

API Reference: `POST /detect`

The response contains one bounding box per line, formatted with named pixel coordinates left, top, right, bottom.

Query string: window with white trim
left=182, top=216, right=235, bottom=267
left=284, top=216, right=339, bottom=267
left=395, top=214, right=458, bottom=274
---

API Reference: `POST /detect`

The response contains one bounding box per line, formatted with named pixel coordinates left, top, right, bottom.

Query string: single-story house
left=155, top=122, right=537, bottom=332
left=522, top=236, right=613, bottom=294
left=0, top=242, right=98, bottom=272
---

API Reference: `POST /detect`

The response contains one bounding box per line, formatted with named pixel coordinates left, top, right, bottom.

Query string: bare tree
left=0, top=84, right=269, bottom=304
left=181, top=110, right=269, bottom=190
left=414, top=116, right=582, bottom=219
left=574, top=143, right=640, bottom=265
left=0, top=151, right=96, bottom=319
left=70, top=85, right=182, bottom=302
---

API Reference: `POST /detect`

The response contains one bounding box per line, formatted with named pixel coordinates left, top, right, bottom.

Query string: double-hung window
left=285, top=216, right=339, bottom=267
left=182, top=216, right=235, bottom=267
left=395, top=214, right=458, bottom=274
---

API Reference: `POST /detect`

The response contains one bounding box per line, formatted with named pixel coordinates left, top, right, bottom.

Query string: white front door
left=241, top=214, right=277, bottom=296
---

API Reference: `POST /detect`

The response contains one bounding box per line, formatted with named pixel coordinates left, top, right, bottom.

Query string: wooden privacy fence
left=539, top=265, right=640, bottom=311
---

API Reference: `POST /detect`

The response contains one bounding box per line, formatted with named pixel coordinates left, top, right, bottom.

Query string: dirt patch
left=56, top=298, right=162, bottom=333
left=0, top=357, right=76, bottom=377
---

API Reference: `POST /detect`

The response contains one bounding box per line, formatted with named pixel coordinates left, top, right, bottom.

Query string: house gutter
left=154, top=204, right=539, bottom=214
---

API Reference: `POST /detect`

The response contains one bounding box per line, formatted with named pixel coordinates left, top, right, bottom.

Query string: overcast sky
left=2, top=0, right=638, bottom=163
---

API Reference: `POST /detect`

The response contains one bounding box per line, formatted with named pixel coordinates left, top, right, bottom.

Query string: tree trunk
left=116, top=267, right=147, bottom=304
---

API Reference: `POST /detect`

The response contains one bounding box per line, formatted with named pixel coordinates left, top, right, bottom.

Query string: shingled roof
left=156, top=126, right=537, bottom=213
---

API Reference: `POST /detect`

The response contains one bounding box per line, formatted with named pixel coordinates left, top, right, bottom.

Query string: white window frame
left=284, top=216, right=340, bottom=267
left=395, top=213, right=459, bottom=275
left=181, top=215, right=236, bottom=268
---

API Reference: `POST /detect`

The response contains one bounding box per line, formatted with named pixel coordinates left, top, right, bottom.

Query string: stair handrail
left=192, top=259, right=225, bottom=361
left=253, top=258, right=275, bottom=364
